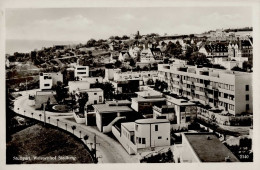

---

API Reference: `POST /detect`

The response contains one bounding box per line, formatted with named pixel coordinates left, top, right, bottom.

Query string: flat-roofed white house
left=40, top=73, right=53, bottom=90
left=112, top=119, right=171, bottom=155
left=39, top=72, right=63, bottom=90
left=173, top=133, right=239, bottom=162
left=166, top=96, right=197, bottom=124
left=76, top=88, right=104, bottom=105
left=131, top=90, right=166, bottom=117
left=92, top=104, right=134, bottom=133
left=104, top=68, right=121, bottom=81
left=74, top=65, right=89, bottom=81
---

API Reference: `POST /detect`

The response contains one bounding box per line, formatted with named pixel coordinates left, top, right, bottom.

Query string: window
left=230, top=85, right=234, bottom=91
left=246, top=85, right=249, bottom=91
left=142, top=138, right=146, bottom=144
left=158, top=136, right=162, bottom=139
left=77, top=72, right=87, bottom=74
left=44, top=84, right=50, bottom=87
left=246, top=104, right=250, bottom=110
left=224, top=93, right=228, bottom=99
left=99, top=96, right=102, bottom=102
left=94, top=93, right=97, bottom=95
left=155, top=125, right=158, bottom=131
left=77, top=67, right=86, bottom=70
left=246, top=95, right=249, bottom=101
left=225, top=84, right=229, bottom=89
left=139, top=138, right=142, bottom=144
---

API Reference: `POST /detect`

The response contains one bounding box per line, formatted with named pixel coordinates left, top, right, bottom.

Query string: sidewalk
left=13, top=94, right=139, bottom=163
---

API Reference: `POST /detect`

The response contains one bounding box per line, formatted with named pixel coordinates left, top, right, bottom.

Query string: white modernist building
left=112, top=119, right=171, bottom=155
left=39, top=72, right=63, bottom=90
left=158, top=63, right=252, bottom=115
left=74, top=65, right=89, bottom=81
left=75, top=88, right=104, bottom=105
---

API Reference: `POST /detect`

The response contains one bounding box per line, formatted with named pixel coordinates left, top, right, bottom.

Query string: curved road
left=13, top=93, right=139, bottom=163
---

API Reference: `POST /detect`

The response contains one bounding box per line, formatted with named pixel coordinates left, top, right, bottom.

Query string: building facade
left=158, top=63, right=252, bottom=115
left=112, top=119, right=171, bottom=155
left=74, top=65, right=89, bottom=81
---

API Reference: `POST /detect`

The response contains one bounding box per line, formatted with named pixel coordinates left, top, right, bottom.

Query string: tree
left=129, top=58, right=136, bottom=67
left=146, top=79, right=154, bottom=85
left=189, top=52, right=210, bottom=65
left=71, top=125, right=76, bottom=135
left=86, top=39, right=96, bottom=47
left=121, top=66, right=127, bottom=72
left=102, top=82, right=115, bottom=100
left=122, top=35, right=130, bottom=40
left=242, top=61, right=252, bottom=72
left=55, top=81, right=68, bottom=103
left=165, top=41, right=183, bottom=57
left=115, top=60, right=122, bottom=68
left=83, top=135, right=89, bottom=144
left=78, top=92, right=89, bottom=113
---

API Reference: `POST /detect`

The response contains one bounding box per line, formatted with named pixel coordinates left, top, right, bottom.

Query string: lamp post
left=43, top=103, right=46, bottom=126
left=65, top=123, right=67, bottom=131
left=56, top=119, right=59, bottom=127
left=24, top=110, right=26, bottom=116
left=31, top=112, right=34, bottom=118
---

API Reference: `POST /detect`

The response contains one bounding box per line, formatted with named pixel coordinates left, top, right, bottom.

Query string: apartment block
left=158, top=63, right=252, bottom=115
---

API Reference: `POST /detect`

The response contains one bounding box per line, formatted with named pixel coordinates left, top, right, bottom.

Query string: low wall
left=112, top=126, right=136, bottom=155
left=73, top=112, right=86, bottom=124
left=171, top=123, right=188, bottom=131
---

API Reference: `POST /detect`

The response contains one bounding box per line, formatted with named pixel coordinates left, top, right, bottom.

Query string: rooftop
left=132, top=97, right=166, bottom=103
left=184, top=133, right=239, bottom=162
left=78, top=88, right=103, bottom=92
left=121, top=122, right=135, bottom=132
left=135, top=119, right=169, bottom=124
left=135, top=90, right=163, bottom=98
left=93, top=104, right=133, bottom=113
left=166, top=96, right=195, bottom=106
left=106, top=100, right=132, bottom=106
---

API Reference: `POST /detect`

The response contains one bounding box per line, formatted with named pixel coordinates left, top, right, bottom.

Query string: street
left=13, top=93, right=139, bottom=163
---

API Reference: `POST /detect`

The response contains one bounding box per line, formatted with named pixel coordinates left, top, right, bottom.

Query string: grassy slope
left=6, top=124, right=93, bottom=164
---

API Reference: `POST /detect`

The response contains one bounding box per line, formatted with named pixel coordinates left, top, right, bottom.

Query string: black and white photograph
left=1, top=0, right=260, bottom=168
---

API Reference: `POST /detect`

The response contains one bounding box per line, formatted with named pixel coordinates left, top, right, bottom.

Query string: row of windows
left=77, top=67, right=87, bottom=70
left=166, top=75, right=236, bottom=91
left=77, top=72, right=87, bottom=75
left=136, top=137, right=146, bottom=144
left=135, top=125, right=158, bottom=131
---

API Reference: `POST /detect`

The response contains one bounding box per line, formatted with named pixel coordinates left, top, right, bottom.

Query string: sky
left=6, top=7, right=252, bottom=42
